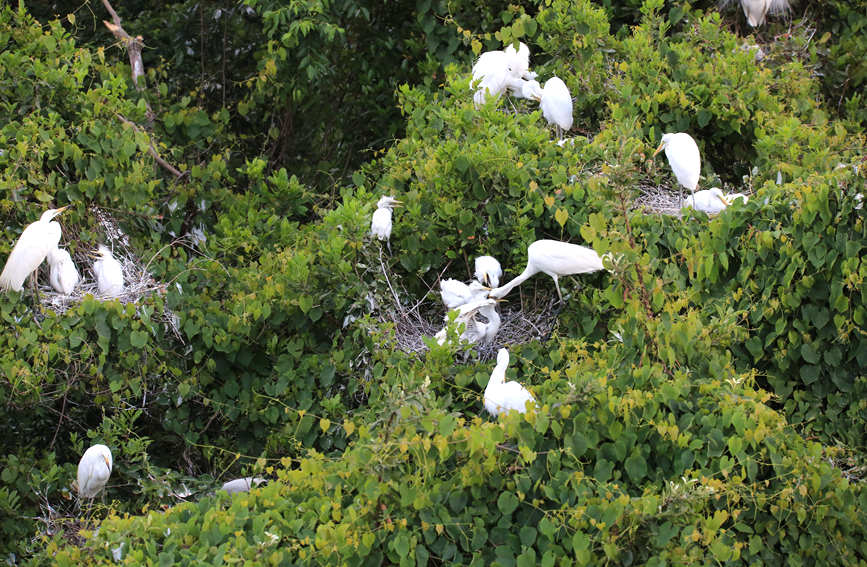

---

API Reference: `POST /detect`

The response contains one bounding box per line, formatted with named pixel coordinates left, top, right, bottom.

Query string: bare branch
left=116, top=114, right=185, bottom=179
left=101, top=0, right=145, bottom=88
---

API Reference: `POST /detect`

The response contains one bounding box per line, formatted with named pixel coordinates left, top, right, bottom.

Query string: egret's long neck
left=486, top=360, right=508, bottom=389
left=490, top=264, right=537, bottom=298
left=479, top=304, right=501, bottom=342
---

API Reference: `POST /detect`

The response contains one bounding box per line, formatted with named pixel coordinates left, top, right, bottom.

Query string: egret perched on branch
left=0, top=206, right=68, bottom=292
left=484, top=348, right=535, bottom=417
left=47, top=247, right=79, bottom=294
left=91, top=245, right=124, bottom=297
left=654, top=132, right=701, bottom=205
left=370, top=196, right=402, bottom=252
left=474, top=255, right=502, bottom=288
left=471, top=42, right=535, bottom=106
left=77, top=444, right=112, bottom=500
left=490, top=240, right=604, bottom=301
left=538, top=77, right=573, bottom=137
left=723, top=0, right=792, bottom=27
left=440, top=279, right=490, bottom=310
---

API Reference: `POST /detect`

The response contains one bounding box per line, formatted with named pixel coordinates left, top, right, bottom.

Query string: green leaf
left=624, top=450, right=647, bottom=483
left=497, top=491, right=519, bottom=516
left=800, top=342, right=819, bottom=364
left=130, top=330, right=148, bottom=348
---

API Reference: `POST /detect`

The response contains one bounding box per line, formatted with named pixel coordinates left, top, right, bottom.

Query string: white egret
left=0, top=206, right=68, bottom=292
left=484, top=348, right=535, bottom=417
left=474, top=255, right=502, bottom=288
left=471, top=43, right=533, bottom=106
left=725, top=192, right=749, bottom=205
left=435, top=298, right=497, bottom=346
left=490, top=240, right=604, bottom=301
left=221, top=477, right=265, bottom=494
left=477, top=300, right=502, bottom=343
left=77, top=444, right=112, bottom=500
left=92, top=245, right=124, bottom=297
left=440, top=279, right=489, bottom=310
left=683, top=188, right=730, bottom=214
left=47, top=247, right=79, bottom=294
left=515, top=79, right=543, bottom=101
left=370, top=196, right=402, bottom=251
left=654, top=132, right=701, bottom=204
left=725, top=0, right=792, bottom=27
left=538, top=77, right=573, bottom=137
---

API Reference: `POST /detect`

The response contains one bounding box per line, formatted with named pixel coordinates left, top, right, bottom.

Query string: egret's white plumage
left=474, top=255, right=502, bottom=288
left=517, top=79, right=543, bottom=101
left=370, top=196, right=402, bottom=242
left=539, top=77, right=573, bottom=134
left=221, top=477, right=266, bottom=494
left=484, top=348, right=535, bottom=417
left=77, top=444, right=112, bottom=499
left=477, top=300, right=502, bottom=343
left=471, top=43, right=533, bottom=106
left=725, top=0, right=791, bottom=27
left=440, top=279, right=489, bottom=310
left=47, top=247, right=79, bottom=294
left=0, top=206, right=68, bottom=292
left=654, top=133, right=701, bottom=202
left=435, top=298, right=496, bottom=346
left=725, top=192, right=749, bottom=205
left=683, top=188, right=730, bottom=214
left=490, top=240, right=604, bottom=301
left=92, top=245, right=124, bottom=297
left=503, top=42, right=532, bottom=80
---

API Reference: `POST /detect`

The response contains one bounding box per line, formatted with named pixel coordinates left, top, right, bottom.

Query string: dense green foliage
left=0, top=0, right=865, bottom=563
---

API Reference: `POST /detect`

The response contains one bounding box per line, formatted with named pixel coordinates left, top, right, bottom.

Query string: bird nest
left=632, top=180, right=686, bottom=217
left=39, top=207, right=182, bottom=341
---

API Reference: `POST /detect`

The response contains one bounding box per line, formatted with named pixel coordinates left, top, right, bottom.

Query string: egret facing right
left=0, top=206, right=68, bottom=292
left=370, top=196, right=402, bottom=252
left=654, top=133, right=701, bottom=204
left=77, top=444, right=113, bottom=500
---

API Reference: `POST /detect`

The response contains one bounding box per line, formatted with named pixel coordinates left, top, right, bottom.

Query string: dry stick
left=101, top=0, right=144, bottom=89
left=115, top=114, right=185, bottom=179
left=378, top=245, right=404, bottom=316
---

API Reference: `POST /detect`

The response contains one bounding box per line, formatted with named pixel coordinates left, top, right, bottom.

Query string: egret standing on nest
left=47, top=247, right=80, bottom=295
left=370, top=196, right=402, bottom=253
left=490, top=240, right=604, bottom=302
left=653, top=132, right=701, bottom=205
left=91, top=245, right=124, bottom=297
left=77, top=444, right=112, bottom=502
left=484, top=348, right=536, bottom=417
left=0, top=206, right=69, bottom=293
left=474, top=255, right=502, bottom=288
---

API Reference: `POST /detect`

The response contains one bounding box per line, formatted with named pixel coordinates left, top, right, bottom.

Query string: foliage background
left=1, top=0, right=865, bottom=563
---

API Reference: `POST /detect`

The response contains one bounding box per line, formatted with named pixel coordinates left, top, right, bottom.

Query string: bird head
left=521, top=79, right=542, bottom=102
left=653, top=133, right=674, bottom=157
left=41, top=205, right=69, bottom=222
left=88, top=245, right=113, bottom=259
left=376, top=196, right=403, bottom=210
left=496, top=347, right=509, bottom=366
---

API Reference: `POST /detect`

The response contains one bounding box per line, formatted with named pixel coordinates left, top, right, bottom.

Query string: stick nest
left=39, top=206, right=182, bottom=341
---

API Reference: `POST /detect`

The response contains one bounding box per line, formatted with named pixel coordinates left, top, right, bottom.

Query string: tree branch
left=116, top=114, right=185, bottom=179
left=101, top=0, right=145, bottom=89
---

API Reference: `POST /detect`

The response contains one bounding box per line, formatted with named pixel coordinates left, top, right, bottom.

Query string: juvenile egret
left=370, top=196, right=402, bottom=250
left=484, top=348, right=535, bottom=417
left=471, top=43, right=533, bottom=106
left=683, top=188, right=730, bottom=214
left=435, top=298, right=496, bottom=345
left=477, top=300, right=502, bottom=343
left=490, top=240, right=604, bottom=301
left=92, top=245, right=124, bottom=296
left=47, top=247, right=79, bottom=294
left=474, top=255, right=502, bottom=288
left=654, top=133, right=701, bottom=204
left=725, top=192, right=749, bottom=205
left=503, top=42, right=533, bottom=80
left=0, top=206, right=68, bottom=292
left=77, top=444, right=112, bottom=500
left=516, top=79, right=543, bottom=101
left=440, top=279, right=489, bottom=310
left=539, top=77, right=573, bottom=136
left=221, top=477, right=266, bottom=494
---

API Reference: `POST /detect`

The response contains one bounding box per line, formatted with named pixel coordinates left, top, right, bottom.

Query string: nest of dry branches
left=633, top=180, right=686, bottom=217
left=39, top=206, right=182, bottom=341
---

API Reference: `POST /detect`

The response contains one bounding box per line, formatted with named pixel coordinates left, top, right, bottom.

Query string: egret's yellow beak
left=494, top=298, right=508, bottom=303
left=87, top=250, right=101, bottom=259
left=716, top=194, right=730, bottom=206
left=392, top=200, right=403, bottom=207
left=103, top=455, right=111, bottom=469
left=652, top=142, right=665, bottom=157
left=56, top=205, right=69, bottom=213
left=533, top=95, right=542, bottom=102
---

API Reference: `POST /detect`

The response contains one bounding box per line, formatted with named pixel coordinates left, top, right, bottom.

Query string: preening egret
left=654, top=133, right=701, bottom=204
left=484, top=348, right=535, bottom=417
left=440, top=279, right=490, bottom=310
left=474, top=255, right=502, bottom=288
left=683, top=188, right=730, bottom=214
left=92, top=245, right=124, bottom=297
left=725, top=0, right=791, bottom=27
left=435, top=298, right=497, bottom=346
left=516, top=79, right=543, bottom=101
left=370, top=196, right=402, bottom=250
left=0, top=206, right=68, bottom=292
left=471, top=43, right=533, bottom=106
left=539, top=77, right=573, bottom=136
left=490, top=240, right=604, bottom=301
left=221, top=477, right=266, bottom=494
left=77, top=444, right=112, bottom=500
left=47, top=247, right=79, bottom=294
